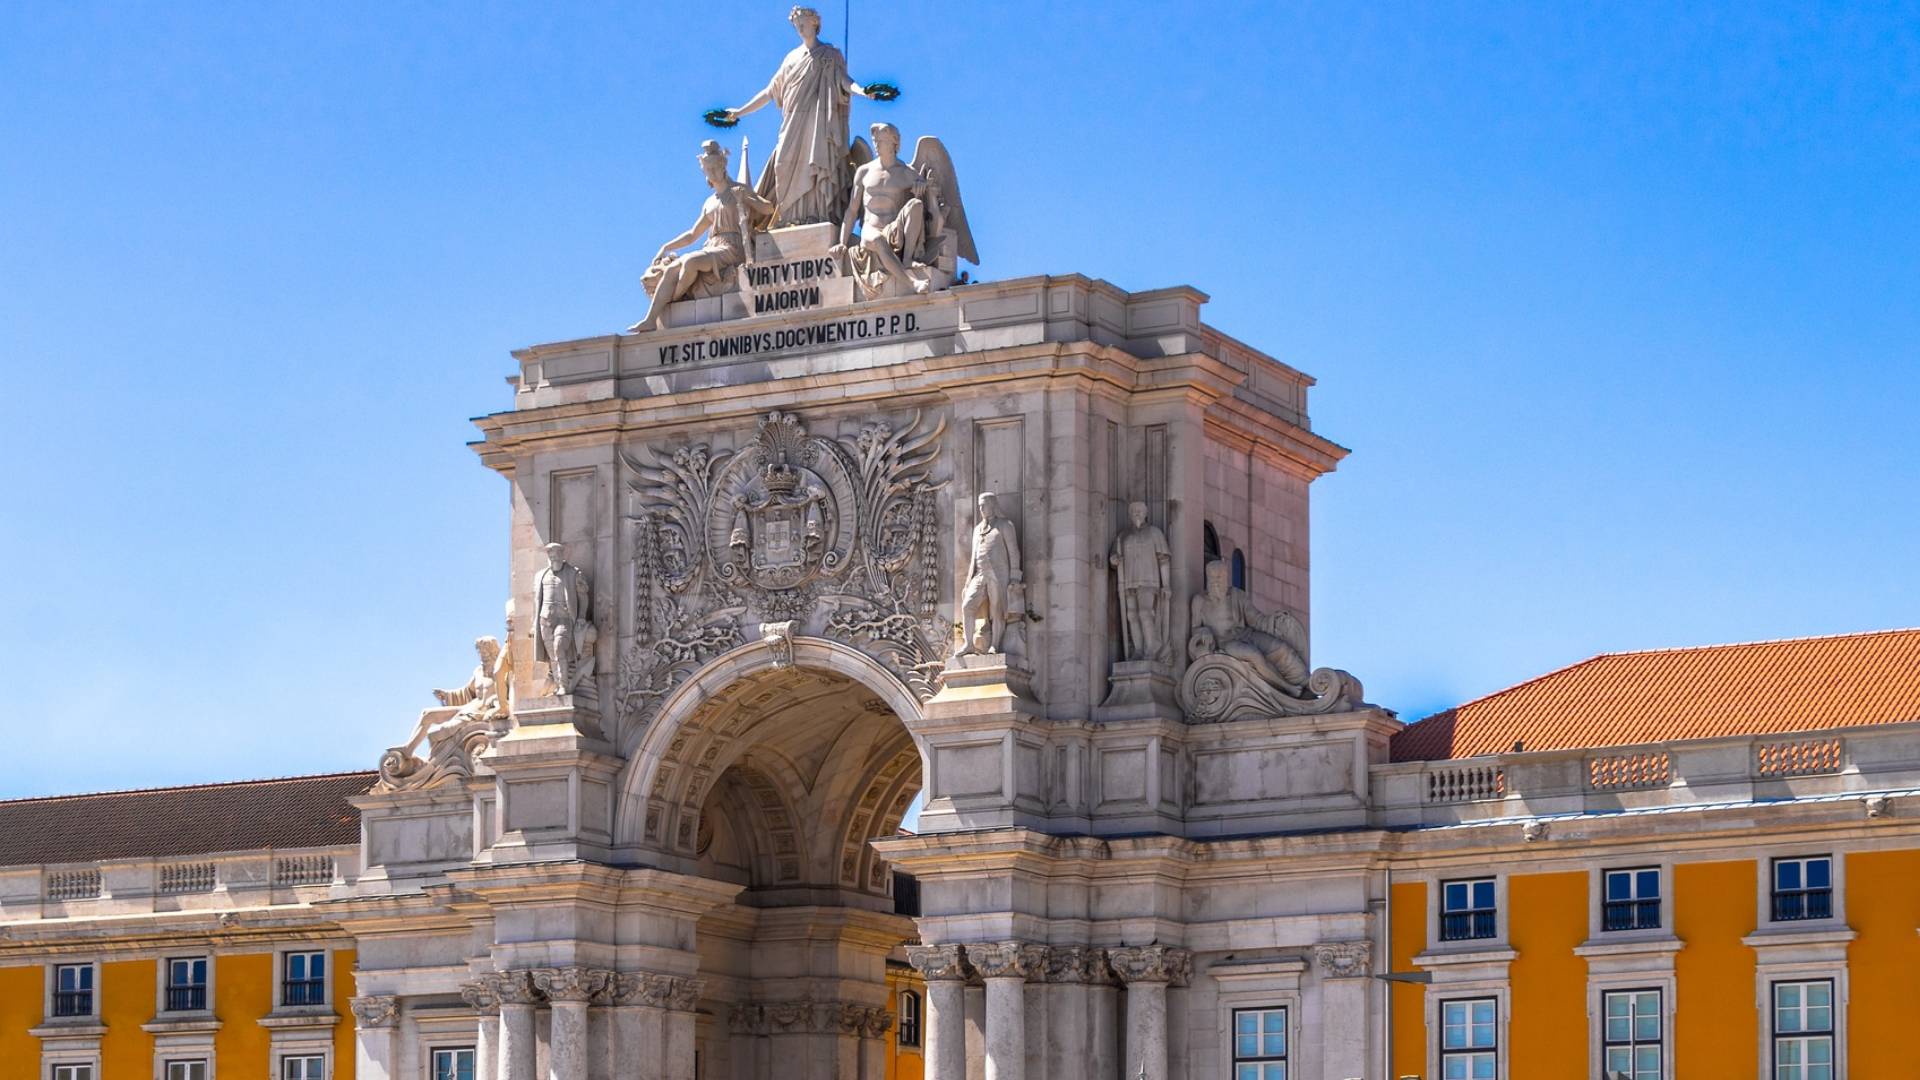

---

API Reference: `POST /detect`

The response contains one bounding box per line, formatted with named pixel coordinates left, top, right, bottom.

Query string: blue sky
left=2, top=2, right=1915, bottom=799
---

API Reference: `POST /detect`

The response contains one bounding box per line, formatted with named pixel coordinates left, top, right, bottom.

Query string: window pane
left=1807, top=981, right=1832, bottom=1009
left=1236, top=1066, right=1258, bottom=1080
left=1236, top=1012, right=1257, bottom=1035
left=1262, top=1010, right=1285, bottom=1034
left=1236, top=1034, right=1257, bottom=1057
left=1606, top=1015, right=1630, bottom=1042
left=1606, top=1047, right=1631, bottom=1072
left=1472, top=881, right=1495, bottom=908
left=1637, top=870, right=1660, bottom=898
left=311, top=953, right=326, bottom=979
left=1262, top=1065, right=1285, bottom=1080
left=1442, top=1059, right=1467, bottom=1080
left=1607, top=871, right=1630, bottom=900
left=1807, top=859, right=1831, bottom=888
left=1808, top=1036, right=1833, bottom=1063
left=1445, top=882, right=1467, bottom=910
left=1606, top=993, right=1630, bottom=1019
left=1471, top=1052, right=1496, bottom=1079
left=1263, top=1032, right=1284, bottom=1056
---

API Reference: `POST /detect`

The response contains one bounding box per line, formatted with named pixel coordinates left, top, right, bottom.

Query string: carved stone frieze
left=610, top=971, right=695, bottom=1009
left=620, top=410, right=948, bottom=732
left=350, top=994, right=398, bottom=1029
left=1040, top=944, right=1109, bottom=985
left=1312, top=941, right=1373, bottom=980
left=1107, top=946, right=1191, bottom=987
left=734, top=996, right=892, bottom=1036
left=904, top=943, right=969, bottom=982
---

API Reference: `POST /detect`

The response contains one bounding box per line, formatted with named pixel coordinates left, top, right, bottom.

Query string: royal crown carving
left=619, top=410, right=948, bottom=733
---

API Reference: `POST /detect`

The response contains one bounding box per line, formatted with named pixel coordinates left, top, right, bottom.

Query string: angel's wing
left=908, top=135, right=978, bottom=266
left=847, top=136, right=874, bottom=171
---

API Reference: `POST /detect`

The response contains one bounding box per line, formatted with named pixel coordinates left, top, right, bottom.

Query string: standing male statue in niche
left=722, top=5, right=876, bottom=225
left=1188, top=559, right=1310, bottom=695
left=627, top=140, right=776, bottom=333
left=1110, top=501, right=1172, bottom=663
left=956, top=492, right=1022, bottom=657
left=533, top=542, right=593, bottom=695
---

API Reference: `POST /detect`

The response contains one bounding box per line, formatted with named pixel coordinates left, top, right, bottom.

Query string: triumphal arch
left=345, top=12, right=1388, bottom=1080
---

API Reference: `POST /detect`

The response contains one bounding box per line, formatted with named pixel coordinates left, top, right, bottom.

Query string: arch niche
left=613, top=636, right=928, bottom=910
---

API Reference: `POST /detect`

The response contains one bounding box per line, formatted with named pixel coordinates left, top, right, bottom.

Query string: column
left=460, top=978, right=504, bottom=1080
left=663, top=976, right=703, bottom=1080
left=610, top=973, right=671, bottom=1080
left=1041, top=947, right=1097, bottom=1080
left=969, top=943, right=1044, bottom=1080
left=350, top=995, right=400, bottom=1080
left=533, top=968, right=610, bottom=1080
left=1312, top=942, right=1374, bottom=1080
left=1109, top=946, right=1189, bottom=1080
left=496, top=973, right=542, bottom=1080
left=906, top=944, right=971, bottom=1080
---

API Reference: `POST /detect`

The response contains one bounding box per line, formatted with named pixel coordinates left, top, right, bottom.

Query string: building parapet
left=0, top=846, right=360, bottom=924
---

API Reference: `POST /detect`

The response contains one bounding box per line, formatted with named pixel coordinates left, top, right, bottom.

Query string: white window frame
left=1597, top=986, right=1665, bottom=1080
left=162, top=1061, right=210, bottom=1080
left=1437, top=876, right=1501, bottom=945
left=1436, top=995, right=1500, bottom=1080
left=1230, top=1005, right=1290, bottom=1079
left=49, top=1064, right=96, bottom=1080
left=896, top=989, right=922, bottom=1050
left=427, top=1046, right=476, bottom=1080
left=1599, top=866, right=1665, bottom=935
left=277, top=1053, right=329, bottom=1080
left=1765, top=855, right=1840, bottom=926
left=1770, top=979, right=1838, bottom=1080
left=275, top=947, right=331, bottom=1010
left=1209, top=958, right=1306, bottom=1080
left=46, top=962, right=99, bottom=1021
left=159, top=955, right=214, bottom=1014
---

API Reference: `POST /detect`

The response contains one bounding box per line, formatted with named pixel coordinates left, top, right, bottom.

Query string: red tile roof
left=1390, top=628, right=1920, bottom=762
left=0, top=771, right=374, bottom=867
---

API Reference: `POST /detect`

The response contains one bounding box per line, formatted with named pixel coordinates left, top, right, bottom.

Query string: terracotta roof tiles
left=0, top=771, right=374, bottom=867
left=1390, top=628, right=1920, bottom=762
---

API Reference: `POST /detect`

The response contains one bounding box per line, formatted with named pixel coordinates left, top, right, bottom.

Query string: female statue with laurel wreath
left=720, top=6, right=878, bottom=226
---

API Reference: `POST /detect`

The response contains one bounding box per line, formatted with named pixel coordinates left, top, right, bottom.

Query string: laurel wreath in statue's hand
left=863, top=82, right=901, bottom=101
left=702, top=109, right=738, bottom=129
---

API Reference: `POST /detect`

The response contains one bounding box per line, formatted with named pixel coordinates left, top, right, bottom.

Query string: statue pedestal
left=1094, top=660, right=1180, bottom=722
left=933, top=652, right=1036, bottom=706
left=480, top=697, right=620, bottom=864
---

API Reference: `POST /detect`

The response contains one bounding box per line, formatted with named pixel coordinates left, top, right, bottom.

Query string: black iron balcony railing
left=1603, top=898, right=1662, bottom=931
left=52, top=990, right=92, bottom=1017
left=1439, top=908, right=1497, bottom=942
left=1772, top=887, right=1833, bottom=922
left=166, top=985, right=208, bottom=1011
left=282, top=978, right=326, bottom=1006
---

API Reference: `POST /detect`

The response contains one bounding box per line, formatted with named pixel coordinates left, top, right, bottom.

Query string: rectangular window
left=1440, top=997, right=1497, bottom=1079
left=1603, top=869, right=1662, bottom=932
left=53, top=963, right=94, bottom=1017
left=165, top=1062, right=208, bottom=1080
left=282, top=1056, right=326, bottom=1080
left=1602, top=989, right=1662, bottom=1079
left=1771, top=857, right=1833, bottom=922
left=431, top=1048, right=475, bottom=1080
left=1440, top=878, right=1497, bottom=941
left=1231, top=1007, right=1288, bottom=1080
left=897, top=990, right=921, bottom=1048
left=166, top=957, right=209, bottom=1011
left=1773, top=980, right=1835, bottom=1080
left=282, top=951, right=327, bottom=1006
left=51, top=1067, right=93, bottom=1080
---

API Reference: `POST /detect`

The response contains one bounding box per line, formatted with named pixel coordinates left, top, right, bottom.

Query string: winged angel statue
left=831, top=122, right=978, bottom=300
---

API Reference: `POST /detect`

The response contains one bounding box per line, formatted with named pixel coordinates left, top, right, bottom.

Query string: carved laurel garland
left=617, top=411, right=948, bottom=734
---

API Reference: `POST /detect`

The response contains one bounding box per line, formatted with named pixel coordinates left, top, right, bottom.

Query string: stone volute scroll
left=903, top=943, right=969, bottom=982
left=350, top=994, right=399, bottom=1028
left=1178, top=558, right=1364, bottom=723
left=375, top=600, right=516, bottom=791
left=1312, top=941, right=1373, bottom=980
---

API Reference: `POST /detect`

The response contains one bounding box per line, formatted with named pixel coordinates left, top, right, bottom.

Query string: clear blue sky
left=2, top=2, right=1916, bottom=799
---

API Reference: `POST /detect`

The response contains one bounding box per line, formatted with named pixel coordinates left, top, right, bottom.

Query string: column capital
left=1107, top=945, right=1191, bottom=986
left=350, top=993, right=399, bottom=1029
left=905, top=943, right=971, bottom=982
left=531, top=966, right=612, bottom=1004
left=1312, top=941, right=1373, bottom=979
left=1039, top=944, right=1109, bottom=985
left=493, top=970, right=545, bottom=1006
left=968, top=941, right=1047, bottom=981
left=459, top=977, right=502, bottom=1015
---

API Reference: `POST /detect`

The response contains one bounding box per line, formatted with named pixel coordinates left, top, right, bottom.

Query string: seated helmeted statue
left=832, top=122, right=977, bottom=300
left=1177, top=559, right=1363, bottom=722
left=377, top=611, right=515, bottom=791
left=626, top=140, right=776, bottom=333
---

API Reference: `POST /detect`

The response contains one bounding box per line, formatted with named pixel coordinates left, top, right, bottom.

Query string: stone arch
left=612, top=635, right=927, bottom=864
